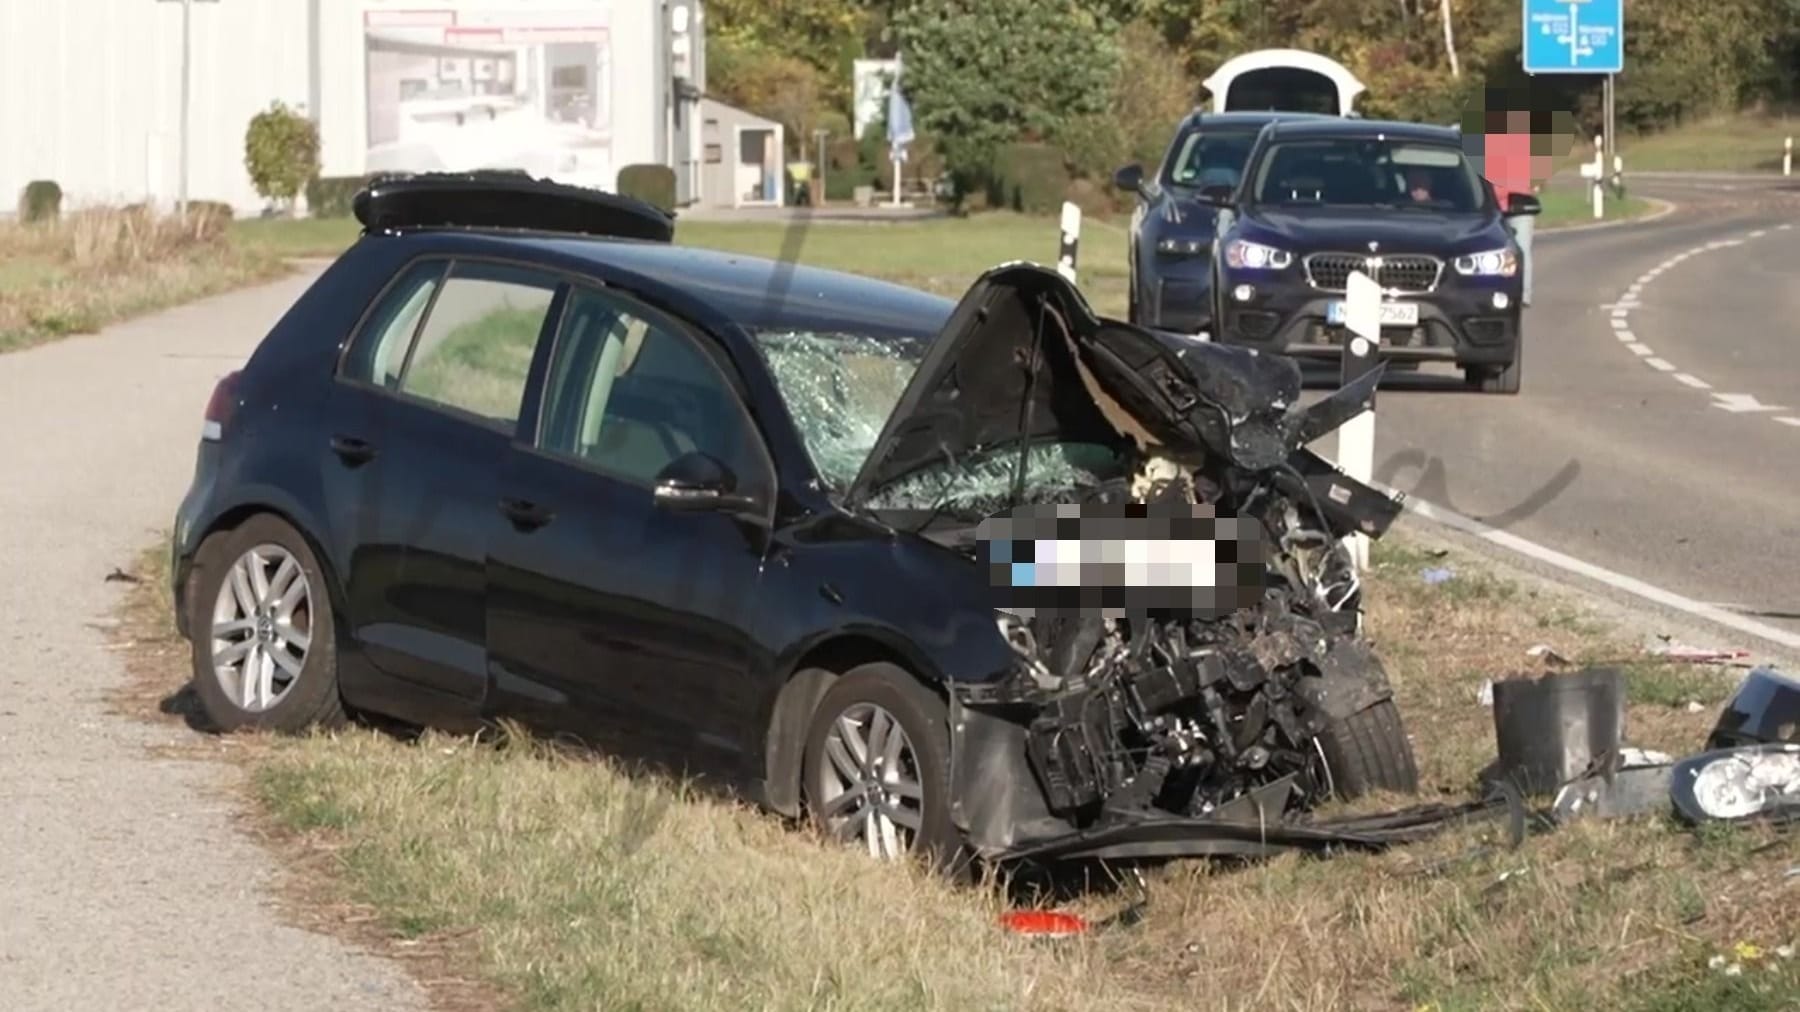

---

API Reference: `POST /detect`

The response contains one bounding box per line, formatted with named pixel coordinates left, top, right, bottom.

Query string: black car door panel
left=485, top=283, right=776, bottom=781
left=324, top=256, right=566, bottom=709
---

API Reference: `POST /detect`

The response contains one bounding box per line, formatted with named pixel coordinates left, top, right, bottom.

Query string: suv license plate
left=1326, top=300, right=1420, bottom=327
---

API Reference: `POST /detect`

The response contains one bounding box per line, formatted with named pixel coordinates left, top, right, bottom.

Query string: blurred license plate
left=1326, top=300, right=1419, bottom=327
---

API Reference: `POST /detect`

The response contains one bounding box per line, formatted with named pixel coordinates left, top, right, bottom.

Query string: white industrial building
left=0, top=0, right=775, bottom=214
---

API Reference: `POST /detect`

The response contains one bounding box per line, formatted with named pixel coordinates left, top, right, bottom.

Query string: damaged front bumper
left=942, top=611, right=1410, bottom=863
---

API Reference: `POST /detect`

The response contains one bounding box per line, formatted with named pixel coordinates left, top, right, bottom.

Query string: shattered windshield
left=862, top=440, right=1128, bottom=519
left=750, top=329, right=928, bottom=492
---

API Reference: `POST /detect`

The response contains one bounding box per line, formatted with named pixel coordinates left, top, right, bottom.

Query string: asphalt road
left=1312, top=176, right=1800, bottom=658
left=0, top=277, right=427, bottom=1010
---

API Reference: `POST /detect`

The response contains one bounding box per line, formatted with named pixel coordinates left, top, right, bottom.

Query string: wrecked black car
left=169, top=172, right=1419, bottom=871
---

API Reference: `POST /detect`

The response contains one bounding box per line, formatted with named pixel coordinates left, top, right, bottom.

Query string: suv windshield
left=1164, top=128, right=1260, bottom=191
left=1249, top=137, right=1488, bottom=212
left=750, top=329, right=928, bottom=492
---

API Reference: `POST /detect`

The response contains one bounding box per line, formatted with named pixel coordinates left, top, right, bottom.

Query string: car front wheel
left=801, top=663, right=962, bottom=869
left=188, top=514, right=346, bottom=733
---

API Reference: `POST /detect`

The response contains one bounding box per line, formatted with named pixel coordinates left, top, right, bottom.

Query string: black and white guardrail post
left=1057, top=201, right=1081, bottom=284
left=1340, top=270, right=1381, bottom=572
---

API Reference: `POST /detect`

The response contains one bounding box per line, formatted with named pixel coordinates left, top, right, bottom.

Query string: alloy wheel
left=814, top=702, right=927, bottom=860
left=208, top=544, right=313, bottom=713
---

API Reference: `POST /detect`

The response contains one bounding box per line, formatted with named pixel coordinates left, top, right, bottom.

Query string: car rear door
left=484, top=282, right=778, bottom=781
left=324, top=255, right=566, bottom=719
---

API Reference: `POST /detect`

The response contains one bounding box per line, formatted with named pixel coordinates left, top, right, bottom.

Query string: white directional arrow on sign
left=1711, top=393, right=1787, bottom=414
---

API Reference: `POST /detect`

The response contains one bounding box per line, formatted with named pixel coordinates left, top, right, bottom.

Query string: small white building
left=0, top=0, right=718, bottom=215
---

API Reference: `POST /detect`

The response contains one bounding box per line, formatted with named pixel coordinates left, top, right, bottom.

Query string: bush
left=19, top=180, right=62, bottom=224
left=244, top=101, right=321, bottom=212
left=989, top=143, right=1071, bottom=214
left=827, top=138, right=861, bottom=172
left=306, top=175, right=371, bottom=219
left=824, top=164, right=882, bottom=202
left=616, top=164, right=676, bottom=212
left=181, top=200, right=235, bottom=241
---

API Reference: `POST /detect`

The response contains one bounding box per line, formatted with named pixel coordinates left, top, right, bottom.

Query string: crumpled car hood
left=840, top=262, right=1305, bottom=508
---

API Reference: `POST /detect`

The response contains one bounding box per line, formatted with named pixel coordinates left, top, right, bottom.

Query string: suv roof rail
left=351, top=170, right=676, bottom=243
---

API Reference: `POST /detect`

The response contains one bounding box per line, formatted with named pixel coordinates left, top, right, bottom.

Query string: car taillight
left=202, top=370, right=243, bottom=442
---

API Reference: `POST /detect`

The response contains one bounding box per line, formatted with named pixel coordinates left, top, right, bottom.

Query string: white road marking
left=1712, top=392, right=1788, bottom=413
left=1604, top=224, right=1796, bottom=429
left=1386, top=493, right=1800, bottom=653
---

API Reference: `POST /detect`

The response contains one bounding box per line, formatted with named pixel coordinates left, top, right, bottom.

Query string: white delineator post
left=1057, top=201, right=1081, bottom=284
left=1591, top=134, right=1605, bottom=219
left=1785, top=136, right=1793, bottom=178
left=1340, top=270, right=1381, bottom=572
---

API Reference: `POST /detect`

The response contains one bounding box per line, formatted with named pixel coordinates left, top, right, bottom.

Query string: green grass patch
left=1, top=209, right=288, bottom=353
left=1537, top=188, right=1654, bottom=228
left=1611, top=112, right=1800, bottom=173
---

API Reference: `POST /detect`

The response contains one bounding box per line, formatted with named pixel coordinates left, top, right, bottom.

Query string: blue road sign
left=1522, top=0, right=1623, bottom=74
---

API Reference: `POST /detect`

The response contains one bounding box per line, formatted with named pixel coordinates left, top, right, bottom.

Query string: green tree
left=890, top=0, right=1123, bottom=183
left=708, top=0, right=869, bottom=110
left=243, top=101, right=320, bottom=215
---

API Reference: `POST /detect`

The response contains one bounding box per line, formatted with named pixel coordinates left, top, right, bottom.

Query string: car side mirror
left=1112, top=163, right=1146, bottom=195
left=1505, top=192, right=1542, bottom=217
left=652, top=451, right=759, bottom=514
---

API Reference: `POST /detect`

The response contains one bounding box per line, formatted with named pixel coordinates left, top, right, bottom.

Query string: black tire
left=1316, top=699, right=1420, bottom=798
left=188, top=514, right=347, bottom=734
left=800, top=663, right=965, bottom=871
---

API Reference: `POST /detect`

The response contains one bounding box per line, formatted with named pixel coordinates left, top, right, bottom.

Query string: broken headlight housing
left=1671, top=743, right=1800, bottom=824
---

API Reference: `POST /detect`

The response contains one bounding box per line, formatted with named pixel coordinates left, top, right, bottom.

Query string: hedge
left=19, top=180, right=62, bottom=223
left=616, top=164, right=676, bottom=212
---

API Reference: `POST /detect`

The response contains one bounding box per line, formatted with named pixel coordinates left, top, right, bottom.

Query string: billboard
left=362, top=3, right=615, bottom=189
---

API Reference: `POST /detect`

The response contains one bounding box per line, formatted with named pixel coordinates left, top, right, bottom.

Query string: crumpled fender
left=1293, top=633, right=1396, bottom=722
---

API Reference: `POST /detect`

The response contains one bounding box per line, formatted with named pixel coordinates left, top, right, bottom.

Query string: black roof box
left=351, top=170, right=676, bottom=243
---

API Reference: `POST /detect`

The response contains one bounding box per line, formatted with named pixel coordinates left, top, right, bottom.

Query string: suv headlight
left=1453, top=248, right=1518, bottom=277
left=1223, top=238, right=1293, bottom=270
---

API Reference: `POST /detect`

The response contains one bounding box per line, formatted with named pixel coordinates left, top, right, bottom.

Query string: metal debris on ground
left=1647, top=635, right=1753, bottom=665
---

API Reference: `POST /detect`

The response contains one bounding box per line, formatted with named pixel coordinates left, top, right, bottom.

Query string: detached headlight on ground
left=1157, top=237, right=1206, bottom=256
left=1453, top=248, right=1518, bottom=277
left=1223, top=239, right=1292, bottom=270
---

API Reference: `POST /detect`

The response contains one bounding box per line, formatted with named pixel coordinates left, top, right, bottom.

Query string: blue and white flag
left=887, top=58, right=915, bottom=163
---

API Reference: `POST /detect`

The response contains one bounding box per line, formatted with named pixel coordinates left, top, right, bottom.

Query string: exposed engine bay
left=955, top=452, right=1393, bottom=836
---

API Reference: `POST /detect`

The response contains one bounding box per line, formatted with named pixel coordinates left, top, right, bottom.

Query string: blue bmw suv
left=1202, top=118, right=1541, bottom=393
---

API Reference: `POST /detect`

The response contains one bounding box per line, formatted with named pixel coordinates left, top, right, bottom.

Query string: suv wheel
left=189, top=515, right=347, bottom=733
left=801, top=663, right=963, bottom=870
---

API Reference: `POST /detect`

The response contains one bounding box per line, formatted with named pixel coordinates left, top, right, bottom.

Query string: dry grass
left=0, top=205, right=288, bottom=353
left=108, top=530, right=1800, bottom=1012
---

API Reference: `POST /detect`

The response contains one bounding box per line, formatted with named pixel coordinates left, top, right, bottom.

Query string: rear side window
left=342, top=258, right=561, bottom=429
left=342, top=260, right=447, bottom=389
left=397, top=262, right=559, bottom=426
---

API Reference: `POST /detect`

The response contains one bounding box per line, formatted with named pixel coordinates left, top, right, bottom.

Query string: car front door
left=484, top=282, right=777, bottom=781
left=324, top=256, right=564, bottom=720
